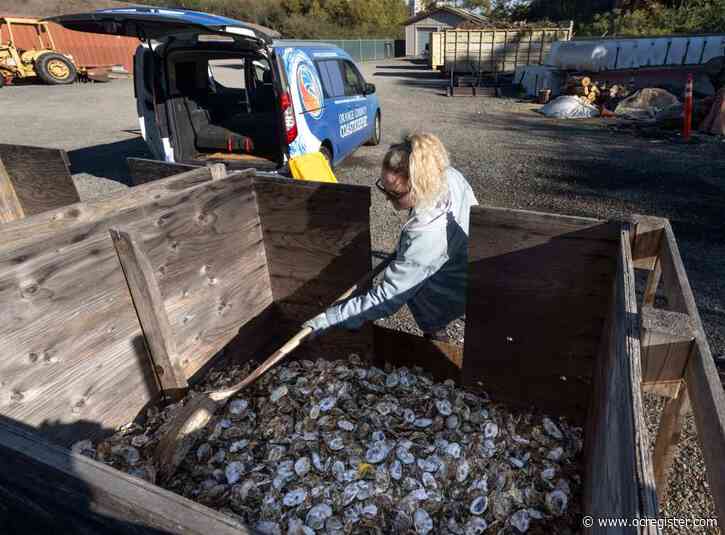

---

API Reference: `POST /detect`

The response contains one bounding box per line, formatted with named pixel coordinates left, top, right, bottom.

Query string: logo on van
left=296, top=62, right=324, bottom=119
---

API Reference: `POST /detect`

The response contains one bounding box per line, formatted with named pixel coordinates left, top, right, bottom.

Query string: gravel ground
left=1, top=59, right=724, bottom=531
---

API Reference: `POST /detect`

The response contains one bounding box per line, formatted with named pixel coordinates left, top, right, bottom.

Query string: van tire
left=36, top=53, right=77, bottom=85
left=320, top=144, right=333, bottom=169
left=366, top=112, right=381, bottom=146
left=0, top=76, right=4, bottom=89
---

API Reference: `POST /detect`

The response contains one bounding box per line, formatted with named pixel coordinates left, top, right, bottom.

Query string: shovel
left=155, top=254, right=394, bottom=480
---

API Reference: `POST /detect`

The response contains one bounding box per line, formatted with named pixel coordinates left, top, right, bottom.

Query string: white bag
left=540, top=95, right=600, bottom=119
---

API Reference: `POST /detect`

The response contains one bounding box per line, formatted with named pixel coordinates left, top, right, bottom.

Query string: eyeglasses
left=375, top=177, right=411, bottom=200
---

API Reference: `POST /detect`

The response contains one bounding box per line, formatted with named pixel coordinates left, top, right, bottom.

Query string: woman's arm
left=322, top=226, right=449, bottom=330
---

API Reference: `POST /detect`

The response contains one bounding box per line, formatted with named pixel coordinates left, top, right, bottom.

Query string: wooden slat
left=0, top=172, right=271, bottom=445
left=0, top=417, right=255, bottom=534
left=640, top=305, right=695, bottom=385
left=127, top=157, right=198, bottom=186
left=632, top=216, right=666, bottom=270
left=119, top=176, right=273, bottom=378
left=643, top=258, right=662, bottom=307
left=110, top=229, right=188, bottom=399
left=254, top=177, right=371, bottom=318
left=0, top=158, right=25, bottom=223
left=656, top=220, right=725, bottom=527
left=653, top=386, right=691, bottom=504
left=584, top=225, right=659, bottom=533
left=463, top=206, right=620, bottom=421
left=0, top=144, right=79, bottom=222
left=0, top=166, right=214, bottom=251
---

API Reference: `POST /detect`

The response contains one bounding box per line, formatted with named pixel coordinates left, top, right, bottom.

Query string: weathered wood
left=207, top=163, right=227, bottom=180
left=0, top=171, right=270, bottom=445
left=0, top=144, right=79, bottom=223
left=584, top=224, right=659, bottom=533
left=0, top=417, right=255, bottom=534
left=643, top=258, right=662, bottom=307
left=121, top=177, right=273, bottom=378
left=0, top=159, right=25, bottom=223
left=127, top=157, right=198, bottom=186
left=653, top=386, right=691, bottom=504
left=254, top=177, right=372, bottom=316
left=640, top=305, right=695, bottom=386
left=656, top=221, right=725, bottom=527
left=463, top=206, right=620, bottom=422
left=1, top=166, right=214, bottom=251
left=632, top=215, right=666, bottom=271
left=110, top=228, right=189, bottom=399
left=373, top=325, right=463, bottom=383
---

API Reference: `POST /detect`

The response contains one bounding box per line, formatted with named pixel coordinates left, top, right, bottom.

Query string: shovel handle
left=208, top=253, right=395, bottom=403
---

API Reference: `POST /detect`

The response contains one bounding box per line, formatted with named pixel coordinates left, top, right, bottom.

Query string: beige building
left=404, top=5, right=488, bottom=57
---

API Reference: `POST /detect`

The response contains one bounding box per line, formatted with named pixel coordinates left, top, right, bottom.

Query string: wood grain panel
left=0, top=172, right=271, bottom=445
left=0, top=144, right=79, bottom=220
left=254, top=177, right=372, bottom=320
left=0, top=232, right=156, bottom=446
left=0, top=159, right=25, bottom=223
left=127, top=157, right=198, bottom=185
left=462, top=206, right=620, bottom=421
left=640, top=305, right=695, bottom=385
left=0, top=417, right=255, bottom=534
left=118, top=176, right=273, bottom=378
left=584, top=225, right=659, bottom=533
left=0, top=166, right=214, bottom=251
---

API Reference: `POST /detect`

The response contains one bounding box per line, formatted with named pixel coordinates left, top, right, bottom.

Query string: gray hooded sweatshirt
left=321, top=167, right=479, bottom=333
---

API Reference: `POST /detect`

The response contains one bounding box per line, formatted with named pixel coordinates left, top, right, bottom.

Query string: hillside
left=1, top=0, right=140, bottom=18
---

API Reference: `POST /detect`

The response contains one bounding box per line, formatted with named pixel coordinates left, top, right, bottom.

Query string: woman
left=304, top=133, right=478, bottom=342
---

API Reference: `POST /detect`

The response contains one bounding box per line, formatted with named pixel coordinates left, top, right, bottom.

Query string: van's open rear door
left=48, top=7, right=279, bottom=42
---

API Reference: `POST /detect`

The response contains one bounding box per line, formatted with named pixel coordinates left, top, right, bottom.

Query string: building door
left=416, top=27, right=436, bottom=56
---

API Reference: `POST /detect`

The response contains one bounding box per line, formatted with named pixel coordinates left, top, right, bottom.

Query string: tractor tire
left=36, top=53, right=77, bottom=85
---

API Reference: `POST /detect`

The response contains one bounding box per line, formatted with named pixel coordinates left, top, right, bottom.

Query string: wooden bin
left=0, top=169, right=722, bottom=534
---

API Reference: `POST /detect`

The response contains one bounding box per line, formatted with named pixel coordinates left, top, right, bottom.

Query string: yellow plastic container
left=289, top=151, right=337, bottom=183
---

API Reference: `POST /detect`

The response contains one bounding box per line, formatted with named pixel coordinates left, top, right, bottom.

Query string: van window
left=316, top=60, right=345, bottom=99
left=209, top=58, right=246, bottom=90
left=341, top=61, right=364, bottom=96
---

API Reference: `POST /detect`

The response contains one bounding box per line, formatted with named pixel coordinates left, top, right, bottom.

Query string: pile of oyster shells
left=74, top=354, right=583, bottom=534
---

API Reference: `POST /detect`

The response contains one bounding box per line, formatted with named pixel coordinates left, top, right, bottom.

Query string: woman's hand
left=302, top=313, right=330, bottom=340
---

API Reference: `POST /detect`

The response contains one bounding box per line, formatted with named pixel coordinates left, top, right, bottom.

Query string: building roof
left=403, top=5, right=488, bottom=27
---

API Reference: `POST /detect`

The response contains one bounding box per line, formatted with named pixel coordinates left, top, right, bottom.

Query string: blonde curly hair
left=382, top=133, right=450, bottom=208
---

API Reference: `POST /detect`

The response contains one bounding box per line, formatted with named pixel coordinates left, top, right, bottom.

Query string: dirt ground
left=1, top=58, right=723, bottom=530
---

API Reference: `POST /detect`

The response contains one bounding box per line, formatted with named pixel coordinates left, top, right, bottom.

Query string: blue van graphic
left=51, top=8, right=382, bottom=172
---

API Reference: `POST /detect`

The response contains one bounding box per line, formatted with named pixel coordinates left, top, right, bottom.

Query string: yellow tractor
left=0, top=17, right=78, bottom=87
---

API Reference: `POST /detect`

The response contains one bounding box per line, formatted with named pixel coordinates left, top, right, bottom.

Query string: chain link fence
left=301, top=39, right=396, bottom=62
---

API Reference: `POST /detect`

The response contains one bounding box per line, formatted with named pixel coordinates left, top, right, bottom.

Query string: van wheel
left=37, top=53, right=77, bottom=85
left=0, top=76, right=4, bottom=89
left=320, top=145, right=333, bottom=169
left=366, top=112, right=381, bottom=146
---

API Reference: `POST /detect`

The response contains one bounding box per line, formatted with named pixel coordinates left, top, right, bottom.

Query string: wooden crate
left=0, top=175, right=722, bottom=534
left=431, top=26, right=573, bottom=74
left=0, top=143, right=80, bottom=223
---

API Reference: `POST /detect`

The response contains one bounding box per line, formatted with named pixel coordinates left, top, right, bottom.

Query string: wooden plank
left=0, top=172, right=270, bottom=445
left=0, top=166, right=214, bottom=251
left=653, top=386, right=690, bottom=503
left=110, top=229, right=188, bottom=399
left=120, top=177, right=273, bottom=379
left=657, top=220, right=725, bottom=527
left=463, top=206, right=620, bottom=421
left=254, top=177, right=372, bottom=320
left=373, top=325, right=462, bottom=383
left=632, top=215, right=666, bottom=270
left=0, top=231, right=157, bottom=446
left=643, top=258, right=662, bottom=307
left=0, top=158, right=25, bottom=223
left=127, top=157, right=198, bottom=186
left=640, top=305, right=695, bottom=385
left=0, top=417, right=255, bottom=534
left=584, top=225, right=659, bottom=533
left=0, top=144, right=79, bottom=220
